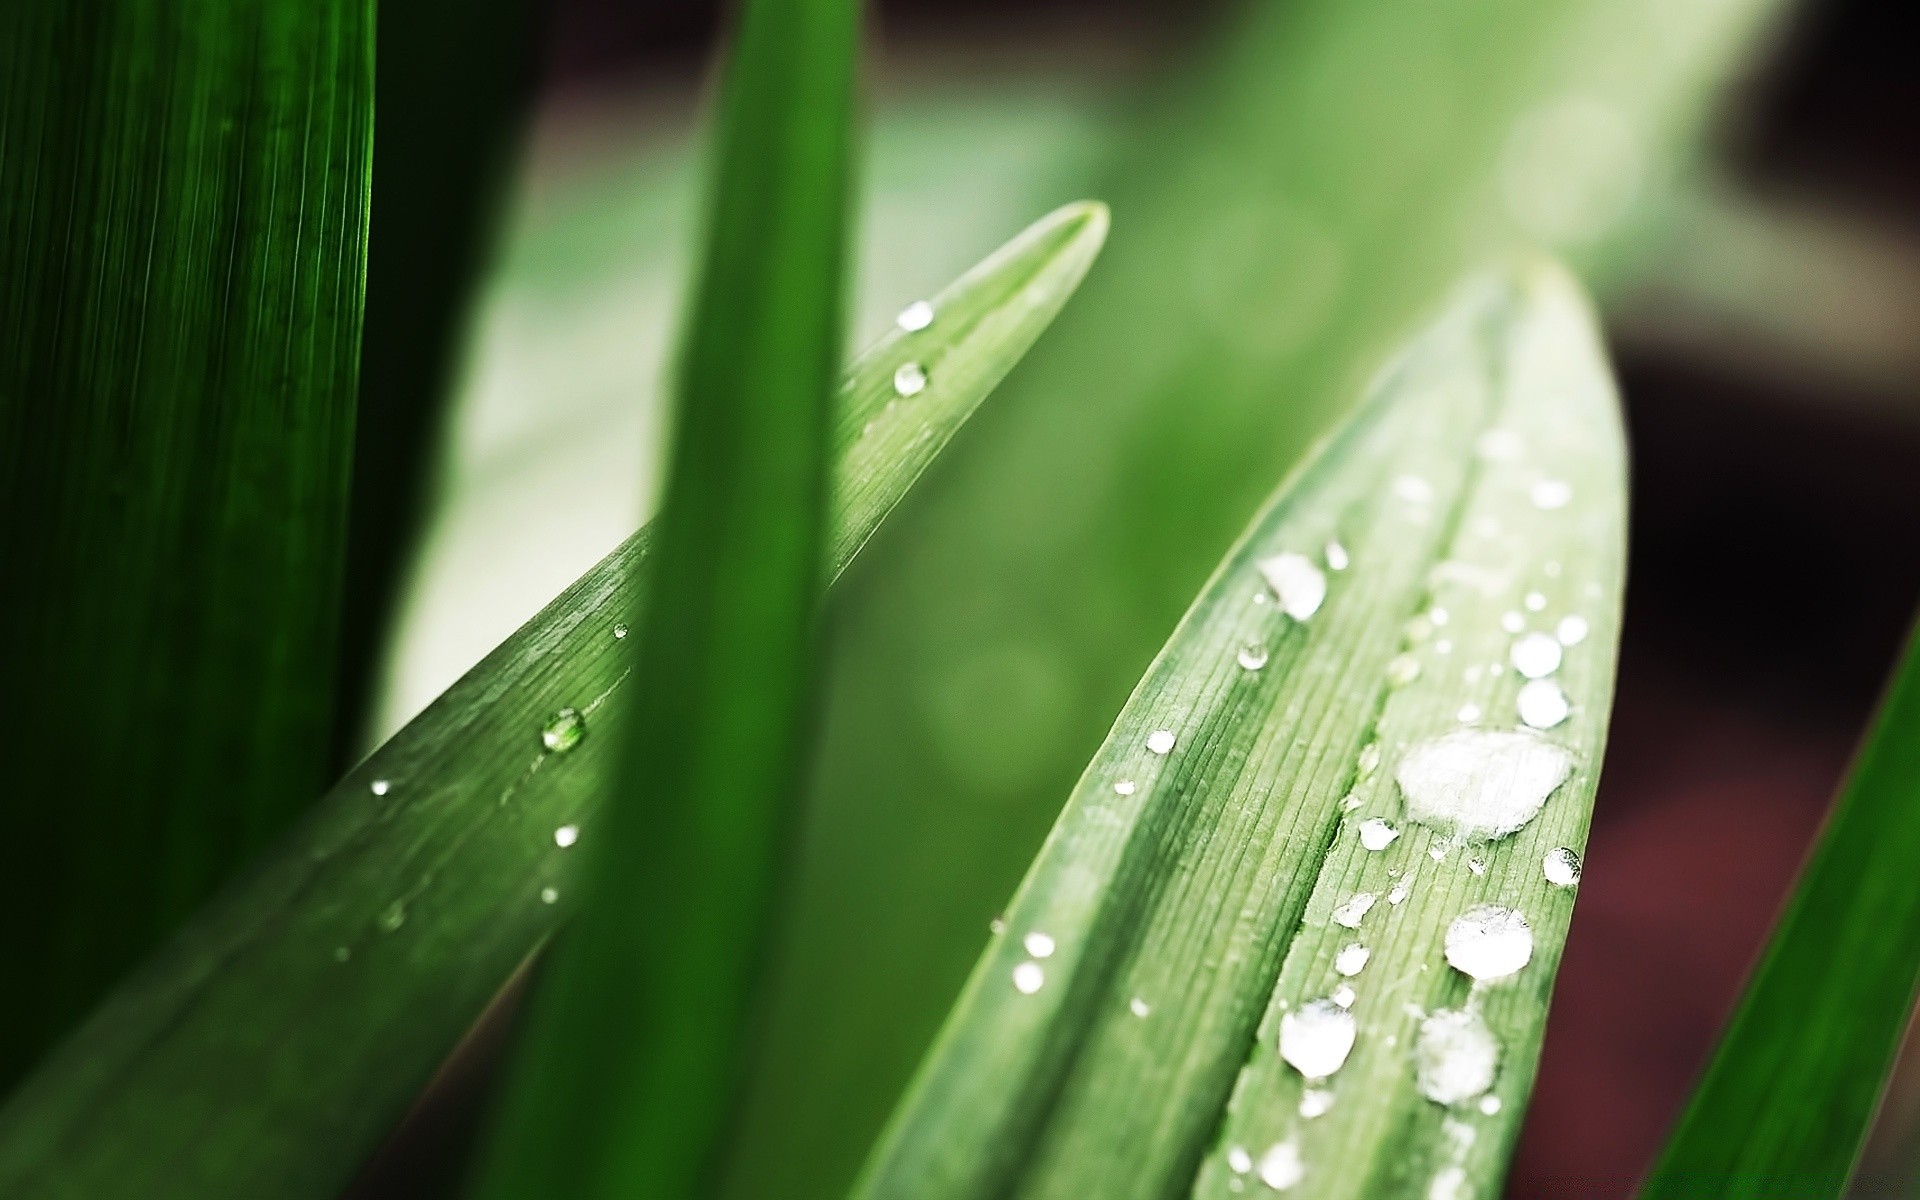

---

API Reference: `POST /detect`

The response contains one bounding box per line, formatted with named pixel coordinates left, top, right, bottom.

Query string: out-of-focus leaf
left=0, top=202, right=1108, bottom=1200
left=855, top=260, right=1624, bottom=1200
left=0, top=0, right=372, bottom=1084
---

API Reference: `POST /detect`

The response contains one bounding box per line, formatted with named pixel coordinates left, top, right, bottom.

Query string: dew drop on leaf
left=369, top=779, right=390, bottom=796
left=1332, top=892, right=1376, bottom=929
left=1416, top=1007, right=1500, bottom=1104
left=1386, top=654, right=1422, bottom=687
left=378, top=900, right=406, bottom=933
left=613, top=623, right=629, bottom=639
left=553, top=824, right=580, bottom=848
left=1501, top=611, right=1525, bottom=633
left=1524, top=590, right=1548, bottom=612
left=1023, top=931, right=1056, bottom=959
left=1358, top=818, right=1400, bottom=851
left=1444, top=904, right=1533, bottom=981
left=1299, top=1088, right=1334, bottom=1118
left=1325, top=540, right=1349, bottom=571
left=1457, top=704, right=1482, bottom=723
left=1397, top=730, right=1572, bottom=840
left=1517, top=679, right=1570, bottom=729
left=1476, top=428, right=1524, bottom=461
left=1480, top=1095, right=1503, bottom=1115
left=1544, top=846, right=1582, bottom=886
left=1280, top=999, right=1357, bottom=1080
left=1227, top=1147, right=1254, bottom=1176
left=540, top=887, right=559, bottom=904
left=1393, top=474, right=1435, bottom=505
left=1530, top=478, right=1573, bottom=509
left=895, top=299, right=934, bottom=331
left=1237, top=642, right=1270, bottom=671
left=1335, top=943, right=1371, bottom=976
left=1129, top=997, right=1151, bottom=1018
left=1114, top=779, right=1137, bottom=796
left=1256, top=552, right=1328, bottom=620
left=1510, top=632, right=1562, bottom=678
left=892, top=362, right=928, bottom=396
left=542, top=707, right=586, bottom=753
left=1331, top=984, right=1357, bottom=1009
left=1146, top=729, right=1176, bottom=755
left=1555, top=614, right=1589, bottom=646
left=1430, top=1165, right=1470, bottom=1200
left=1012, top=962, right=1045, bottom=994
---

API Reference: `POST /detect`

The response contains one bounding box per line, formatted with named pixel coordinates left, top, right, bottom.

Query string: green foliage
left=0, top=201, right=1108, bottom=1200
left=855, top=260, right=1625, bottom=1200
left=1645, top=622, right=1920, bottom=1198
left=0, top=0, right=373, bottom=1085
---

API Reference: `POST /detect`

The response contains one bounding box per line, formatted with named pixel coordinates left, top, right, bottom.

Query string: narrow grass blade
left=0, top=202, right=1108, bottom=1200
left=0, top=0, right=373, bottom=1084
left=471, top=0, right=862, bottom=1190
left=1643, top=627, right=1920, bottom=1198
left=854, top=260, right=1625, bottom=1200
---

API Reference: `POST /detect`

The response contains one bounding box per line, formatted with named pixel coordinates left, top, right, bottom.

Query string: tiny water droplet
left=378, top=900, right=407, bottom=932
left=1476, top=428, right=1525, bottom=461
left=1530, top=479, right=1573, bottom=510
left=1501, top=612, right=1525, bottom=634
left=1335, top=943, right=1371, bottom=976
left=1146, top=729, right=1176, bottom=755
left=1388, top=880, right=1411, bottom=905
left=1434, top=639, right=1452, bottom=656
left=1397, top=730, right=1573, bottom=840
left=1386, top=654, right=1422, bottom=687
left=333, top=945, right=351, bottom=963
left=1517, top=679, right=1570, bottom=729
left=1467, top=858, right=1487, bottom=876
left=1445, top=905, right=1533, bottom=981
left=1524, top=591, right=1547, bottom=612
left=1545, top=559, right=1563, bottom=577
left=554, top=824, right=580, bottom=848
left=1227, top=1147, right=1254, bottom=1175
left=1430, top=1165, right=1470, bottom=1200
left=989, top=917, right=1007, bottom=934
left=540, top=887, right=559, bottom=904
left=1114, top=779, right=1138, bottom=796
left=1340, top=792, right=1363, bottom=811
left=369, top=779, right=390, bottom=796
left=1325, top=540, right=1350, bottom=571
left=1023, top=931, right=1056, bottom=959
left=1281, top=998, right=1355, bottom=1080
left=1406, top=615, right=1435, bottom=644
left=1358, top=818, right=1400, bottom=851
left=1555, top=614, right=1589, bottom=646
left=1012, top=962, right=1045, bottom=994
left=1394, top=474, right=1436, bottom=505
left=1480, top=1095, right=1503, bottom=1115
left=1543, top=846, right=1582, bottom=886
left=1457, top=703, right=1482, bottom=723
left=1511, top=633, right=1561, bottom=678
left=1130, top=996, right=1151, bottom=1017
left=613, top=623, right=629, bottom=639
left=542, top=708, right=586, bottom=753
left=893, top=362, right=928, bottom=396
left=1416, top=1007, right=1499, bottom=1104
left=896, top=299, right=934, bottom=331
left=1331, top=984, right=1357, bottom=1008
left=1357, top=742, right=1382, bottom=777
left=1332, top=892, right=1376, bottom=928
left=1430, top=607, right=1450, bottom=627
left=1256, top=553, right=1328, bottom=620
left=1430, top=846, right=1448, bottom=861
left=1237, top=642, right=1270, bottom=671
left=1299, top=1088, right=1335, bottom=1118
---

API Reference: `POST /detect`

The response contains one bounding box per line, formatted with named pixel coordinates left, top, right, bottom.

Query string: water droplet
left=1388, top=880, right=1411, bottom=905
left=369, top=779, right=390, bottom=796
left=1511, top=633, right=1561, bottom=678
left=1476, top=428, right=1524, bottom=461
left=1130, top=997, right=1151, bottom=1017
left=1524, top=591, right=1547, bottom=612
left=378, top=900, right=407, bottom=932
left=1517, top=679, right=1570, bottom=729
left=1394, top=474, right=1436, bottom=505
left=1468, top=858, right=1487, bottom=876
left=1397, top=730, right=1573, bottom=840
left=1357, top=742, right=1382, bottom=777
left=1332, top=892, right=1376, bottom=928
left=1146, top=729, right=1176, bottom=755
left=1430, top=1165, right=1470, bottom=1200
left=554, top=824, right=580, bottom=848
left=540, top=887, right=559, bottom=904
left=1387, top=654, right=1422, bottom=688
left=1335, top=943, right=1371, bottom=976
left=896, top=300, right=934, bottom=331
left=1457, top=704, right=1482, bottom=723
left=1299, top=1088, right=1334, bottom=1118
left=1325, top=540, right=1350, bottom=571
left=1544, top=846, right=1582, bottom=886
left=1023, top=931, right=1056, bottom=959
left=1012, top=962, right=1045, bottom=994
left=1281, top=998, right=1355, bottom=1080
left=1331, top=984, right=1357, bottom=1008
left=1340, top=792, right=1363, bottom=811
left=1480, top=1094, right=1503, bottom=1115
left=1556, top=615, right=1589, bottom=646
left=1445, top=905, right=1534, bottom=981
left=1430, top=846, right=1448, bottom=861
left=1501, top=612, right=1525, bottom=634
left=1406, top=615, right=1435, bottom=644
left=613, top=623, right=629, bottom=639
left=1430, top=607, right=1450, bottom=627
left=1530, top=479, right=1573, bottom=510
left=1238, top=642, right=1270, bottom=671
left=333, top=946, right=351, bottom=963
left=1256, top=553, right=1328, bottom=620
left=893, top=362, right=928, bottom=396
left=1227, top=1146, right=1254, bottom=1175
left=989, top=917, right=1007, bottom=934
left=1358, top=818, right=1400, bottom=851
left=542, top=708, right=586, bottom=753
left=1416, top=1007, right=1500, bottom=1104
left=1114, top=779, right=1137, bottom=796
left=1434, top=639, right=1452, bottom=656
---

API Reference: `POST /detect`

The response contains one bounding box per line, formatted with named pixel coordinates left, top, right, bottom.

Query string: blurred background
left=347, top=0, right=1920, bottom=1195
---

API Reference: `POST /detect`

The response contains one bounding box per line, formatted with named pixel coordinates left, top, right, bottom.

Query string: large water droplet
left=1445, top=905, right=1534, bottom=981
left=1544, top=846, right=1582, bottom=886
left=1517, top=679, right=1570, bottom=729
left=1024, top=931, right=1056, bottom=958
left=1416, top=1008, right=1500, bottom=1104
left=1556, top=614, right=1589, bottom=646
left=1335, top=943, right=1371, bottom=976
left=896, top=300, right=935, bottom=332
left=1332, top=892, right=1376, bottom=928
left=1510, top=633, right=1562, bottom=678
left=1256, top=553, right=1328, bottom=620
left=1146, top=729, right=1176, bottom=755
left=1012, top=962, right=1045, bottom=994
left=1358, top=818, right=1400, bottom=851
left=1281, top=999, right=1356, bottom=1080
left=542, top=708, right=586, bottom=753
left=1238, top=642, right=1270, bottom=671
left=1397, top=730, right=1572, bottom=840
left=893, top=362, right=928, bottom=396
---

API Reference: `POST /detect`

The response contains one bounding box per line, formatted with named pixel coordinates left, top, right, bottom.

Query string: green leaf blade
left=853, top=259, right=1625, bottom=1200
left=0, top=200, right=1107, bottom=1200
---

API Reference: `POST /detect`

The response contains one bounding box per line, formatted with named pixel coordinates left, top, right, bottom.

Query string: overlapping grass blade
left=1643, top=625, right=1920, bottom=1198
left=855, top=260, right=1625, bottom=1200
left=469, top=0, right=862, bottom=1191
left=0, top=0, right=373, bottom=1084
left=0, top=201, right=1107, bottom=1200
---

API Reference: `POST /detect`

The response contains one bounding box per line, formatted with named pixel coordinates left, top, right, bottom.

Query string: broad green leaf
left=1644, top=626, right=1920, bottom=1197
left=0, top=200, right=1108, bottom=1200
left=715, top=2, right=1787, bottom=1194
left=470, top=0, right=861, bottom=1192
left=0, top=0, right=372, bottom=1084
left=855, top=260, right=1625, bottom=1200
